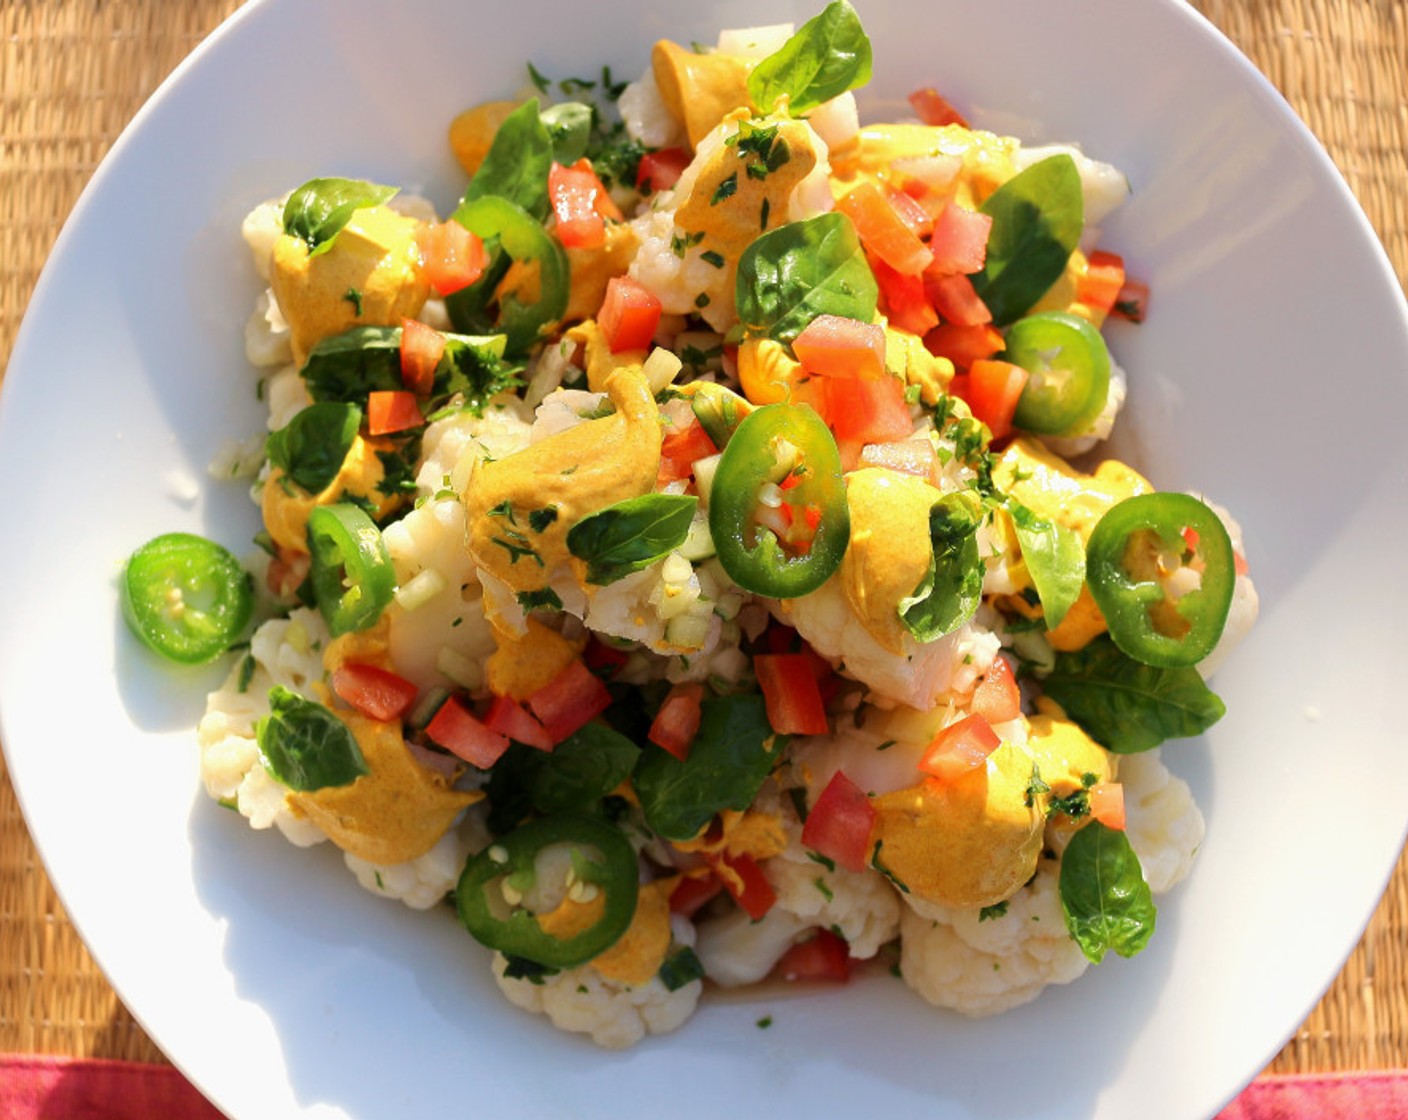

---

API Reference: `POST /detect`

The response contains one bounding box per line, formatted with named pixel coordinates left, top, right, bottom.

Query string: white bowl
left=3, top=1, right=1407, bottom=1117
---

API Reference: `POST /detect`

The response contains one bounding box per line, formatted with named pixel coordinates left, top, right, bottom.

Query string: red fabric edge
left=0, top=1054, right=225, bottom=1120
left=1217, top=1070, right=1408, bottom=1119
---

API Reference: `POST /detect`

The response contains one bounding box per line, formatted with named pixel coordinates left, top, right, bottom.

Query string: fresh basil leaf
left=529, top=723, right=641, bottom=815
left=1040, top=636, right=1226, bottom=753
left=736, top=212, right=877, bottom=342
left=265, top=402, right=361, bottom=495
left=445, top=195, right=570, bottom=356
left=461, top=98, right=554, bottom=221
left=1008, top=501, right=1086, bottom=630
left=567, top=494, right=699, bottom=585
left=541, top=101, right=594, bottom=165
left=256, top=686, right=369, bottom=791
left=747, top=0, right=872, bottom=116
left=972, top=154, right=1083, bottom=327
left=1059, top=820, right=1157, bottom=963
left=282, top=177, right=398, bottom=257
left=301, top=325, right=403, bottom=402
left=633, top=693, right=783, bottom=840
left=899, top=490, right=984, bottom=642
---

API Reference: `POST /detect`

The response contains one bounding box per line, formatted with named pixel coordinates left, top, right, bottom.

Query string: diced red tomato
left=926, top=272, right=992, bottom=327
left=548, top=159, right=621, bottom=250
left=920, top=714, right=1001, bottom=784
left=266, top=547, right=309, bottom=600
left=705, top=850, right=776, bottom=920
left=1111, top=278, right=1150, bottom=323
left=399, top=317, right=444, bottom=395
left=583, top=637, right=630, bottom=681
left=801, top=770, right=876, bottom=873
left=425, top=696, right=510, bottom=769
left=597, top=275, right=663, bottom=353
left=482, top=693, right=554, bottom=752
left=776, top=928, right=852, bottom=983
left=836, top=181, right=934, bottom=276
left=924, top=322, right=1004, bottom=369
left=1077, top=250, right=1127, bottom=318
left=908, top=86, right=969, bottom=128
left=1089, top=782, right=1127, bottom=831
left=658, top=419, right=719, bottom=485
left=792, top=314, right=888, bottom=380
left=971, top=655, right=1021, bottom=724
left=927, top=203, right=993, bottom=275
left=527, top=658, right=613, bottom=743
left=824, top=374, right=914, bottom=444
left=636, top=146, right=691, bottom=193
left=416, top=219, right=487, bottom=297
left=649, top=682, right=705, bottom=762
left=331, top=662, right=419, bottom=722
left=755, top=652, right=830, bottom=736
left=367, top=389, right=424, bottom=436
left=961, top=359, right=1029, bottom=440
left=871, top=255, right=939, bottom=337
left=669, top=871, right=724, bottom=917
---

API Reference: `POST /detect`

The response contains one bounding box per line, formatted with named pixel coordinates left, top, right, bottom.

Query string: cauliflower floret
left=414, top=397, right=534, bottom=497
left=1190, top=494, right=1259, bottom=680
left=899, top=861, right=1089, bottom=1016
left=1042, top=360, right=1127, bottom=459
left=774, top=580, right=1001, bottom=710
left=197, top=608, right=331, bottom=847
left=1012, top=143, right=1130, bottom=231
left=345, top=812, right=486, bottom=910
left=492, top=916, right=703, bottom=1049
left=381, top=498, right=499, bottom=693
left=694, top=905, right=809, bottom=988
left=1119, top=749, right=1205, bottom=894
left=244, top=289, right=291, bottom=368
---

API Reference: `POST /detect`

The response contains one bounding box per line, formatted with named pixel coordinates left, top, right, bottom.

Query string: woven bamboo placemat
left=2, top=0, right=1406, bottom=1078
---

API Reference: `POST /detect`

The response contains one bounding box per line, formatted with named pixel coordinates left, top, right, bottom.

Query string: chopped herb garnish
left=343, top=287, right=364, bottom=316
left=700, top=249, right=725, bottom=268
left=528, top=505, right=559, bottom=533
left=806, top=850, right=836, bottom=872
left=516, top=587, right=565, bottom=612
left=979, top=901, right=1010, bottom=922
left=870, top=839, right=910, bottom=894
left=711, top=172, right=739, bottom=205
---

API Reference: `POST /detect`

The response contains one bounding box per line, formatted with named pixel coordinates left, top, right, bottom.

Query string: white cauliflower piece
left=244, top=289, right=291, bottom=368
left=1119, top=749, right=1205, bottom=894
left=345, top=815, right=481, bottom=910
left=382, top=498, right=499, bottom=693
left=774, top=580, right=1001, bottom=710
left=617, top=69, right=687, bottom=149
left=1013, top=143, right=1130, bottom=230
left=240, top=198, right=284, bottom=281
left=899, top=861, right=1089, bottom=1016
left=197, top=608, right=332, bottom=847
left=766, top=831, right=901, bottom=960
left=415, top=397, right=533, bottom=497
left=1043, top=360, right=1127, bottom=459
left=694, top=905, right=810, bottom=988
left=263, top=363, right=309, bottom=432
left=1190, top=494, right=1259, bottom=680
left=492, top=916, right=703, bottom=1049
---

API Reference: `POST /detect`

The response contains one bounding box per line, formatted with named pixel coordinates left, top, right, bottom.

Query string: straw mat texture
left=2, top=0, right=1407, bottom=1078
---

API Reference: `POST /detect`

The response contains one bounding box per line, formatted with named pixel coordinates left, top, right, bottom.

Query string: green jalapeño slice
left=456, top=814, right=639, bottom=969
left=708, top=402, right=849, bottom=598
left=1085, top=492, right=1236, bottom=668
left=1004, top=310, right=1111, bottom=437
left=120, top=532, right=254, bottom=664
left=305, top=503, right=396, bottom=637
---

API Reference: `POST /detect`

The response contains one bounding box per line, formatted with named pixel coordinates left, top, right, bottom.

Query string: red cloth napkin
left=4, top=1055, right=1408, bottom=1118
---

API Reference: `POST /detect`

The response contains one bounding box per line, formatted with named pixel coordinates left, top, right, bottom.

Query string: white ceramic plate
left=3, top=0, right=1407, bottom=1117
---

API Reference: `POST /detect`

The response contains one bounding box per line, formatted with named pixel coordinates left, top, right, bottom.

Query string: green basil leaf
left=972, top=154, right=1083, bottom=327
left=445, top=195, right=570, bottom=356
left=256, top=686, right=369, bottom=791
left=1059, top=820, right=1157, bottom=963
left=541, top=101, right=594, bottom=165
left=736, top=211, right=877, bottom=342
left=282, top=177, right=398, bottom=257
left=265, top=402, right=361, bottom=494
left=1008, top=501, right=1086, bottom=629
left=633, top=694, right=783, bottom=841
left=1040, top=636, right=1226, bottom=753
left=899, top=490, right=984, bottom=642
left=461, top=98, right=554, bottom=221
left=746, top=0, right=873, bottom=115
left=567, top=493, right=699, bottom=585
left=528, top=723, right=641, bottom=816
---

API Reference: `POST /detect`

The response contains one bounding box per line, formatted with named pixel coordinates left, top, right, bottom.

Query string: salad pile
left=121, top=2, right=1259, bottom=1048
